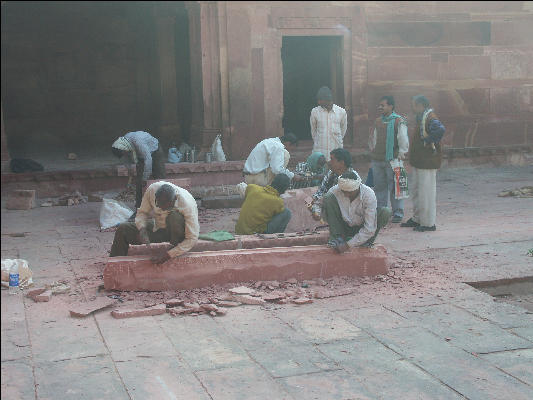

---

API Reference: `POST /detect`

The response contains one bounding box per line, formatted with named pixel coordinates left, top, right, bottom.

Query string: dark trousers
left=110, top=211, right=185, bottom=257
left=135, top=145, right=167, bottom=208
left=322, top=193, right=391, bottom=245
left=265, top=208, right=292, bottom=234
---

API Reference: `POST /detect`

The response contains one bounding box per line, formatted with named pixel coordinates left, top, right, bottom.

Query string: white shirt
left=243, top=137, right=294, bottom=179
left=310, top=104, right=347, bottom=161
left=368, top=119, right=409, bottom=158
left=330, top=183, right=377, bottom=247
left=124, top=131, right=159, bottom=180
left=135, top=181, right=199, bottom=258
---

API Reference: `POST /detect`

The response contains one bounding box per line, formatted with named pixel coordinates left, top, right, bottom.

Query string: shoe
left=400, top=218, right=419, bottom=228
left=391, top=215, right=403, bottom=223
left=413, top=225, right=436, bottom=232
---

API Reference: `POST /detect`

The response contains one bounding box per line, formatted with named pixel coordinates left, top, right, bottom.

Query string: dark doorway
left=281, top=36, right=344, bottom=141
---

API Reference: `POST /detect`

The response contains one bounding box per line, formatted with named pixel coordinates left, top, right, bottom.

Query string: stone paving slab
left=213, top=306, right=310, bottom=349
left=114, top=356, right=211, bottom=400
left=94, top=312, right=179, bottom=361
left=157, top=315, right=251, bottom=371
left=481, top=348, right=533, bottom=386
left=1, top=359, right=35, bottom=400
left=248, top=339, right=340, bottom=378
left=371, top=326, right=533, bottom=400
left=196, top=364, right=294, bottom=400
left=317, top=338, right=464, bottom=399
left=34, top=356, right=129, bottom=400
left=393, top=303, right=533, bottom=354
left=278, top=369, right=376, bottom=400
left=1, top=291, right=31, bottom=362
left=511, top=326, right=533, bottom=342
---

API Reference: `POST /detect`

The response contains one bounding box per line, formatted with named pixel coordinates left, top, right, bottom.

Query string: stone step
left=104, top=244, right=389, bottom=291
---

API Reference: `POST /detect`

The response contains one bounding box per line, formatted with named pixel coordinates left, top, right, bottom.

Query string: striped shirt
left=310, top=104, right=347, bottom=161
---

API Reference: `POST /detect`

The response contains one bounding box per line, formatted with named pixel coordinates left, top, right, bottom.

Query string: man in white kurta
left=310, top=86, right=347, bottom=161
left=243, top=133, right=303, bottom=186
left=109, top=181, right=199, bottom=264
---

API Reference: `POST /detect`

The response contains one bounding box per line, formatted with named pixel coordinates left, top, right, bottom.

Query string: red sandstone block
left=165, top=298, right=185, bottom=307
left=292, top=298, right=313, bottom=305
left=104, top=245, right=389, bottom=292
left=200, top=304, right=219, bottom=312
left=111, top=304, right=166, bottom=319
left=26, top=287, right=47, bottom=299
left=34, top=290, right=52, bottom=302
left=6, top=190, right=36, bottom=210
left=217, top=301, right=241, bottom=307
left=69, top=297, right=117, bottom=317
left=229, top=295, right=266, bottom=305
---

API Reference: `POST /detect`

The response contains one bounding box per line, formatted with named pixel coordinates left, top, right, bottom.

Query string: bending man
left=112, top=131, right=166, bottom=211
left=110, top=181, right=199, bottom=264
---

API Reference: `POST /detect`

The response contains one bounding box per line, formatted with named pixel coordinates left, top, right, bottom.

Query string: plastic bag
left=99, top=198, right=133, bottom=230
left=390, top=159, right=409, bottom=200
left=1, top=259, right=33, bottom=288
left=168, top=147, right=183, bottom=163
left=236, top=182, right=248, bottom=199
left=211, top=134, right=226, bottom=162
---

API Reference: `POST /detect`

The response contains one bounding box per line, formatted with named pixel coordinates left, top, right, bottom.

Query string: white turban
left=338, top=176, right=361, bottom=192
left=112, top=137, right=138, bottom=163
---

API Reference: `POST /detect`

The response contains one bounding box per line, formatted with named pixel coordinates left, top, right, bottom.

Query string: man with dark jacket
left=401, top=95, right=445, bottom=232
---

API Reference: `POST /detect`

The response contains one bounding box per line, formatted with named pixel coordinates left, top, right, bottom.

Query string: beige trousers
left=244, top=149, right=290, bottom=186
left=411, top=167, right=437, bottom=227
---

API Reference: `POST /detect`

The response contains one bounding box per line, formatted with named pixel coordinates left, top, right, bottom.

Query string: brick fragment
left=200, top=303, right=219, bottom=312
left=26, top=287, right=47, bottom=299
left=217, top=300, right=241, bottom=307
left=165, top=298, right=185, bottom=307
left=167, top=307, right=195, bottom=316
left=286, top=278, right=298, bottom=284
left=34, top=290, right=53, bottom=302
left=229, top=294, right=266, bottom=305
left=229, top=286, right=255, bottom=295
left=215, top=308, right=227, bottom=316
left=262, top=292, right=286, bottom=302
left=6, top=190, right=36, bottom=210
left=292, top=297, right=313, bottom=305
left=69, top=297, right=117, bottom=317
left=209, top=311, right=217, bottom=317
left=111, top=304, right=166, bottom=319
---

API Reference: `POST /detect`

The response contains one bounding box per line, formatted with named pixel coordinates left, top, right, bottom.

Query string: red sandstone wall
left=221, top=1, right=532, bottom=158
left=361, top=1, right=533, bottom=150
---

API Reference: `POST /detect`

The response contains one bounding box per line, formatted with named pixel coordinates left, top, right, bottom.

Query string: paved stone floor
left=1, top=165, right=533, bottom=400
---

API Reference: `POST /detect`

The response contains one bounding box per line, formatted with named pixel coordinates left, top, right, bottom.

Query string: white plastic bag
left=1, top=259, right=33, bottom=288
left=236, top=182, right=248, bottom=199
left=168, top=147, right=183, bottom=163
left=99, top=198, right=133, bottom=230
left=211, top=134, right=226, bottom=162
left=390, top=159, right=409, bottom=200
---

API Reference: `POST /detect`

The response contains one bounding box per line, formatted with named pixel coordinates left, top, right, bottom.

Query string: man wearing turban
left=321, top=171, right=391, bottom=252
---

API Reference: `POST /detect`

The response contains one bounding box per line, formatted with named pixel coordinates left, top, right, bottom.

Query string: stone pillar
left=154, top=4, right=181, bottom=146
left=186, top=1, right=223, bottom=153
left=1, top=103, right=10, bottom=173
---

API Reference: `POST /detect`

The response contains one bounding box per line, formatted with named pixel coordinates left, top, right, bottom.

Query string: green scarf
left=381, top=112, right=401, bottom=161
left=306, top=151, right=326, bottom=173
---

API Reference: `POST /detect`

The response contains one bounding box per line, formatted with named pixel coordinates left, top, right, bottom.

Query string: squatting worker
left=112, top=131, right=166, bottom=214
left=310, top=148, right=360, bottom=221
left=322, top=171, right=391, bottom=253
left=310, top=86, right=347, bottom=161
left=235, top=174, right=292, bottom=235
left=243, top=132, right=304, bottom=186
left=109, top=181, right=199, bottom=264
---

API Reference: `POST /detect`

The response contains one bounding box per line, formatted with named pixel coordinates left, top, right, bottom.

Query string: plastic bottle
left=9, top=261, right=20, bottom=295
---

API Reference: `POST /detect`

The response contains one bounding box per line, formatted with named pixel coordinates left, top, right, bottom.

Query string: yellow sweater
left=235, top=184, right=284, bottom=235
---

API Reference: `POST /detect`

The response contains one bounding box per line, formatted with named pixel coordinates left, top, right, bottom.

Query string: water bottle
left=9, top=261, right=20, bottom=295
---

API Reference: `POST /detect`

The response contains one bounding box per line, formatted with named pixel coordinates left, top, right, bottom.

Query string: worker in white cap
left=321, top=171, right=391, bottom=252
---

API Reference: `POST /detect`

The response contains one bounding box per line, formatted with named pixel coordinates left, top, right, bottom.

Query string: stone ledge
left=103, top=244, right=389, bottom=291
left=127, top=231, right=329, bottom=255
